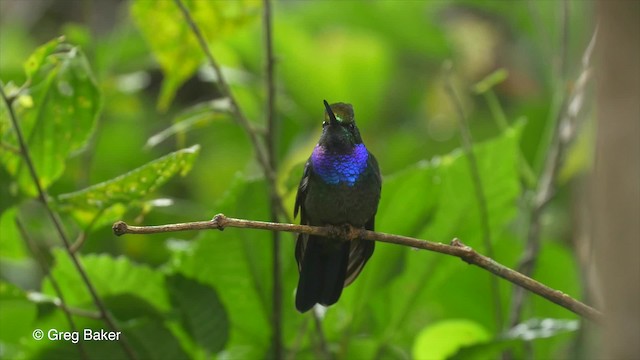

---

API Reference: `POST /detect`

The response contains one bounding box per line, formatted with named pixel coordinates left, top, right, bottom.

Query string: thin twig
left=70, top=208, right=105, bottom=253
left=443, top=63, right=504, bottom=330
left=26, top=291, right=103, bottom=319
left=16, top=218, right=90, bottom=360
left=509, top=25, right=596, bottom=328
left=0, top=141, right=22, bottom=155
left=509, top=0, right=574, bottom=331
left=112, top=215, right=603, bottom=323
left=262, top=0, right=283, bottom=358
left=0, top=86, right=138, bottom=360
left=286, top=316, right=310, bottom=360
left=312, top=311, right=330, bottom=359
left=560, top=0, right=570, bottom=85
left=172, top=0, right=288, bottom=221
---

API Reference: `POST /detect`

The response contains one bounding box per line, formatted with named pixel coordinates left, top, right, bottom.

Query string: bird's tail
left=295, top=235, right=350, bottom=313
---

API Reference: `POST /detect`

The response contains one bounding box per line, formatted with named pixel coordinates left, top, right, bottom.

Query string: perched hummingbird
left=294, top=100, right=382, bottom=312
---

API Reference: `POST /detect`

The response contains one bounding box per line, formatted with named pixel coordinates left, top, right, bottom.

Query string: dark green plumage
left=294, top=100, right=381, bottom=313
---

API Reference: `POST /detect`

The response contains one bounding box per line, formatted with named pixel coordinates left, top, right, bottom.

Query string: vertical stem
left=510, top=0, right=572, bottom=329
left=444, top=66, right=504, bottom=331
left=263, top=0, right=282, bottom=358
left=16, top=218, right=89, bottom=360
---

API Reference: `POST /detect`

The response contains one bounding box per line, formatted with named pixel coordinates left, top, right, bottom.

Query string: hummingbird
left=294, top=100, right=382, bottom=312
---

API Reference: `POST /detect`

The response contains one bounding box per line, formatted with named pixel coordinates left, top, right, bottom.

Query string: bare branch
left=112, top=215, right=603, bottom=323
left=26, top=291, right=102, bottom=319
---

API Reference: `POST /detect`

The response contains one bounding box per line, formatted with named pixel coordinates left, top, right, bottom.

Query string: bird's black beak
left=323, top=100, right=339, bottom=126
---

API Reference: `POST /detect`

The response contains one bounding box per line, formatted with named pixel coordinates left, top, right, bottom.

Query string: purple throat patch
left=311, top=143, right=368, bottom=186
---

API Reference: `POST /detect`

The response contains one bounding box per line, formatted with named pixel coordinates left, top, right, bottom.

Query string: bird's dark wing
left=293, top=158, right=349, bottom=311
left=295, top=159, right=312, bottom=273
left=294, top=159, right=311, bottom=221
left=344, top=217, right=376, bottom=286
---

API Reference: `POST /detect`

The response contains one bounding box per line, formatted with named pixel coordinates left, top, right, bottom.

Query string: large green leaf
left=0, top=282, right=37, bottom=346
left=423, top=123, right=523, bottom=245
left=325, top=124, right=524, bottom=354
left=412, top=319, right=491, bottom=360
left=449, top=318, right=579, bottom=360
left=166, top=274, right=230, bottom=355
left=0, top=37, right=100, bottom=196
left=169, top=175, right=300, bottom=358
left=0, top=207, right=28, bottom=259
left=124, top=315, right=190, bottom=360
left=42, top=250, right=170, bottom=313
left=28, top=297, right=189, bottom=360
left=325, top=159, right=441, bottom=334
left=56, top=145, right=200, bottom=228
left=130, top=0, right=260, bottom=110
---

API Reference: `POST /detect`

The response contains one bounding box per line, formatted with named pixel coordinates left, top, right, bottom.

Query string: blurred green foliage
left=0, top=0, right=595, bottom=359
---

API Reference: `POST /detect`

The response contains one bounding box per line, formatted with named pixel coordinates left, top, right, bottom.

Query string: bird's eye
left=348, top=123, right=355, bottom=131
left=322, top=121, right=328, bottom=128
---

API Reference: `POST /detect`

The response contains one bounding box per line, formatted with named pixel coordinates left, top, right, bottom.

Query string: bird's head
left=319, top=100, right=363, bottom=153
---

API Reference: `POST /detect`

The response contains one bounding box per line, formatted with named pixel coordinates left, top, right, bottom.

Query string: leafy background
left=0, top=1, right=596, bottom=359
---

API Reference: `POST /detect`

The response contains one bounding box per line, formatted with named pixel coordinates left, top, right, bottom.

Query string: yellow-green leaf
left=56, top=145, right=200, bottom=227
left=130, top=0, right=260, bottom=110
left=412, top=319, right=491, bottom=360
left=1, top=38, right=101, bottom=196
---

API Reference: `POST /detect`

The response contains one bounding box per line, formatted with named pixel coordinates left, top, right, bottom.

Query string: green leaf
left=412, top=319, right=491, bottom=360
left=449, top=338, right=522, bottom=360
left=102, top=293, right=166, bottom=322
left=333, top=159, right=440, bottom=319
left=0, top=208, right=28, bottom=259
left=43, top=250, right=171, bottom=313
left=424, top=122, right=523, bottom=247
left=130, top=0, right=260, bottom=110
left=332, top=124, right=524, bottom=350
left=529, top=242, right=582, bottom=318
left=0, top=281, right=37, bottom=344
left=1, top=37, right=101, bottom=196
left=169, top=175, right=297, bottom=358
left=30, top=311, right=189, bottom=360
left=56, top=145, right=200, bottom=228
left=449, top=318, right=579, bottom=359
left=166, top=274, right=230, bottom=355
left=125, top=317, right=191, bottom=360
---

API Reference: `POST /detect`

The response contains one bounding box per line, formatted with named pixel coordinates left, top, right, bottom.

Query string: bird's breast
left=305, top=145, right=380, bottom=227
left=311, top=144, right=369, bottom=186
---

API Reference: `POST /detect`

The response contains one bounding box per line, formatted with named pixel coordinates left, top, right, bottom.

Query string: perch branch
left=112, top=215, right=603, bottom=323
left=0, top=85, right=138, bottom=360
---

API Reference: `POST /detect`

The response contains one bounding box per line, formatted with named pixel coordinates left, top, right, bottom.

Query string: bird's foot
left=328, top=224, right=360, bottom=242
